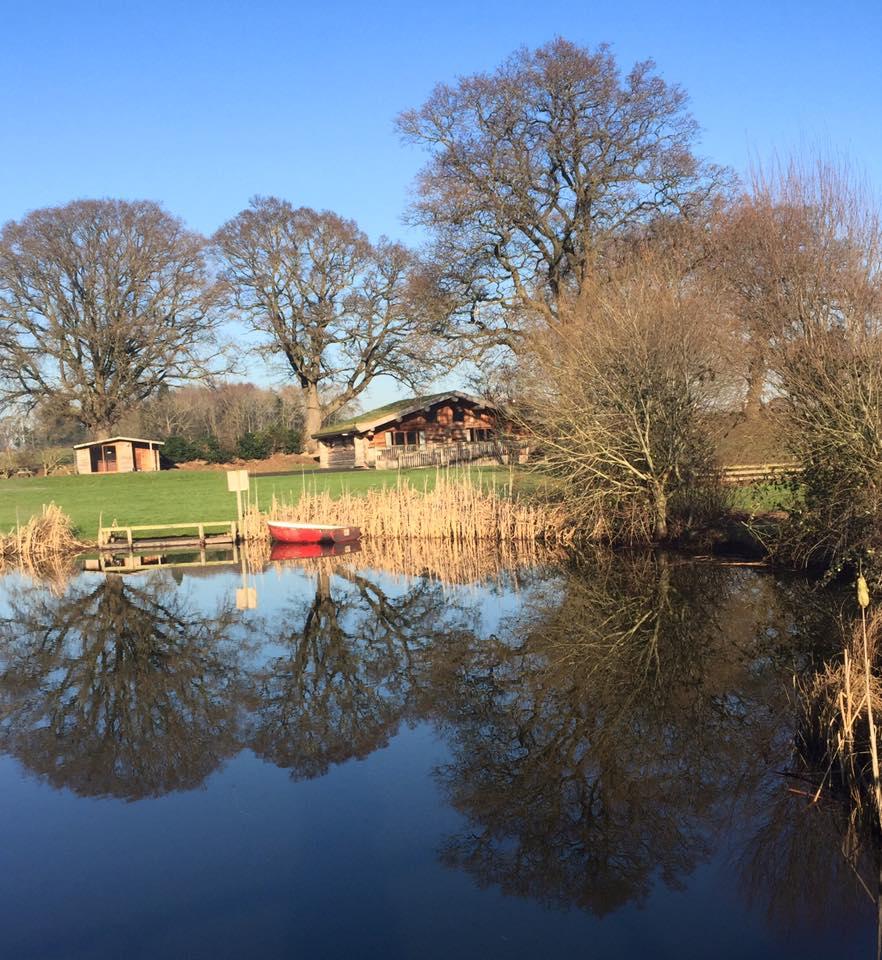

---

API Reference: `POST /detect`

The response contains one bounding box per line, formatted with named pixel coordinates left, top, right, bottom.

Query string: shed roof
left=73, top=436, right=165, bottom=449
left=313, top=392, right=495, bottom=439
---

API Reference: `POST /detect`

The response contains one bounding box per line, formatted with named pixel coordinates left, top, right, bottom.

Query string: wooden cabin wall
left=75, top=448, right=92, bottom=475
left=319, top=437, right=356, bottom=469
left=368, top=405, right=498, bottom=448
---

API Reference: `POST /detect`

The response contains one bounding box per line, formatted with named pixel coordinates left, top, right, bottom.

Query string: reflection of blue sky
left=172, top=558, right=543, bottom=639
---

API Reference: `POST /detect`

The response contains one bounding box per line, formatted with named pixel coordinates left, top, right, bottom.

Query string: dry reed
left=798, top=579, right=882, bottom=830
left=241, top=474, right=574, bottom=547
left=0, top=503, right=82, bottom=572
left=248, top=534, right=563, bottom=588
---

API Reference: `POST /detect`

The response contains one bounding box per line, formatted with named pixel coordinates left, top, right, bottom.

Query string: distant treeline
left=121, top=382, right=305, bottom=464
left=0, top=382, right=314, bottom=472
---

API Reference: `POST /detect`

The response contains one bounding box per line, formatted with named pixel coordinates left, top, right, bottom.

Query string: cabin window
left=389, top=430, right=425, bottom=447
left=453, top=408, right=465, bottom=423
left=468, top=428, right=492, bottom=442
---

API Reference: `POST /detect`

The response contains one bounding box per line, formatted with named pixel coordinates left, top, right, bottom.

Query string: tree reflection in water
left=0, top=574, right=244, bottom=799
left=431, top=554, right=819, bottom=916
left=249, top=567, right=475, bottom=779
left=0, top=552, right=874, bottom=939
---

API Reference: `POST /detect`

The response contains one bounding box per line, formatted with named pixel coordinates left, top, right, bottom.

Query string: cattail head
left=858, top=574, right=871, bottom=609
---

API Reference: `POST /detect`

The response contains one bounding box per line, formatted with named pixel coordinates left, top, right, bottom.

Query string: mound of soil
left=174, top=452, right=319, bottom=474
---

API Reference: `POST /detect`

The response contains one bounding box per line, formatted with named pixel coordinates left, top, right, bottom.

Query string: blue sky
left=1, top=0, right=880, bottom=405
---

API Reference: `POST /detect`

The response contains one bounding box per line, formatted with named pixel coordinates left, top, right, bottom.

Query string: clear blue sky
left=1, top=0, right=880, bottom=403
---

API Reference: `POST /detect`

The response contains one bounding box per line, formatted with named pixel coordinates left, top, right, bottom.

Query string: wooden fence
left=719, top=462, right=798, bottom=485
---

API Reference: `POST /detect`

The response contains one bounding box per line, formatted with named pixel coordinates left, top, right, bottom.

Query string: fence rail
left=719, top=462, right=798, bottom=484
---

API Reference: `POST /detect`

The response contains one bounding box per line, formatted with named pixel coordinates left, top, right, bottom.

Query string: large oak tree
left=215, top=197, right=447, bottom=448
left=398, top=38, right=727, bottom=346
left=0, top=199, right=224, bottom=436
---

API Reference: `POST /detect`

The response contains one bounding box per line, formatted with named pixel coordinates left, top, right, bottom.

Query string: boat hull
left=266, top=521, right=361, bottom=545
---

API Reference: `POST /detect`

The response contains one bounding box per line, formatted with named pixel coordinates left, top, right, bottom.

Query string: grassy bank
left=726, top=480, right=798, bottom=514
left=0, top=466, right=525, bottom=539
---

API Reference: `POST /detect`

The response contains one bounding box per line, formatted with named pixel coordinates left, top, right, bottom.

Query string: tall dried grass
left=248, top=534, right=563, bottom=588
left=241, top=475, right=574, bottom=547
left=0, top=503, right=82, bottom=574
left=798, top=578, right=882, bottom=829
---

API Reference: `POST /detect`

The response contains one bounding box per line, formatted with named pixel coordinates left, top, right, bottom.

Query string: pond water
left=0, top=547, right=876, bottom=959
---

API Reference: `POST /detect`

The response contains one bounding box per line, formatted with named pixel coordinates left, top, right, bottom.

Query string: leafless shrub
left=760, top=159, right=882, bottom=572
left=513, top=254, right=726, bottom=544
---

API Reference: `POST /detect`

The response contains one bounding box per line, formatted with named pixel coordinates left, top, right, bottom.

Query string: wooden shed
left=74, top=437, right=164, bottom=475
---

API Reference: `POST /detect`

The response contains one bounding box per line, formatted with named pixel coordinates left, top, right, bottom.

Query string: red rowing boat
left=266, top=521, right=361, bottom=545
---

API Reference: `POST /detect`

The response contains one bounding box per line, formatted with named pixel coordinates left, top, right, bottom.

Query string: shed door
left=135, top=446, right=154, bottom=471
left=101, top=445, right=117, bottom=473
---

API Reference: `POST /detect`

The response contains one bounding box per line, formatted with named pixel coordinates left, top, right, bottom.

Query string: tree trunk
left=653, top=487, right=668, bottom=541
left=742, top=357, right=765, bottom=420
left=92, top=421, right=119, bottom=440
left=302, top=383, right=322, bottom=454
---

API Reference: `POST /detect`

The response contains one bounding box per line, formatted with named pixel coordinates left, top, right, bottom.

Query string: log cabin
left=74, top=436, right=164, bottom=474
left=313, top=392, right=521, bottom=470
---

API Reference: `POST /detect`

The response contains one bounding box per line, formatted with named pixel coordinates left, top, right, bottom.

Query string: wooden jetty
left=98, top=520, right=239, bottom=551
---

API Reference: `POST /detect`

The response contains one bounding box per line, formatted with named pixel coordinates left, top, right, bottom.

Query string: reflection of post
left=236, top=541, right=258, bottom=610
left=317, top=570, right=331, bottom=602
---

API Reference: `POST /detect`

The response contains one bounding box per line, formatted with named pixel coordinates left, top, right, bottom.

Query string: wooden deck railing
left=372, top=440, right=523, bottom=470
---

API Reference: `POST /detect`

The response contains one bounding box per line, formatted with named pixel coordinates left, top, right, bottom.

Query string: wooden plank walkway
left=98, top=520, right=239, bottom=550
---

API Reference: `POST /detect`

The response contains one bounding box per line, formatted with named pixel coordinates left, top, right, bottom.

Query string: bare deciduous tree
left=214, top=198, right=448, bottom=449
left=762, top=160, right=882, bottom=570
left=0, top=199, right=224, bottom=436
left=398, top=38, right=727, bottom=347
left=516, top=254, right=724, bottom=543
left=707, top=158, right=876, bottom=420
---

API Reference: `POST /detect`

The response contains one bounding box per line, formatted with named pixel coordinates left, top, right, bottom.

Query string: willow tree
left=0, top=199, right=224, bottom=436
left=398, top=37, right=726, bottom=348
left=214, top=198, right=446, bottom=449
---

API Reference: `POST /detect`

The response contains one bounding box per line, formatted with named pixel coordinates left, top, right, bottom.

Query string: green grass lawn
left=726, top=480, right=799, bottom=514
left=2, top=464, right=798, bottom=540
left=0, top=465, right=522, bottom=538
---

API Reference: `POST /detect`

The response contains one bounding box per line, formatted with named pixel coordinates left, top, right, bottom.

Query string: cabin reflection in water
left=0, top=551, right=876, bottom=956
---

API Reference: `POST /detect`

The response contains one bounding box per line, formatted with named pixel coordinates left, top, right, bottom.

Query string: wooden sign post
left=226, top=469, right=250, bottom=524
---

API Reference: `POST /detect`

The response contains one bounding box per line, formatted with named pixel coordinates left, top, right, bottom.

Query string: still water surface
left=0, top=548, right=875, bottom=958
